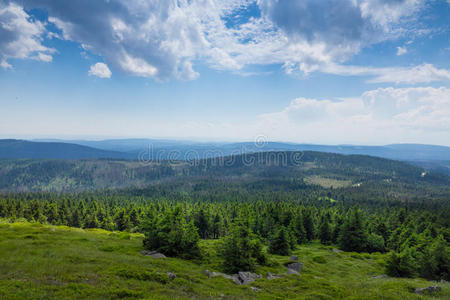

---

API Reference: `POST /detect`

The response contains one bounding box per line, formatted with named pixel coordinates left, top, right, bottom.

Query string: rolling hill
left=30, top=139, right=450, bottom=161
left=0, top=152, right=448, bottom=202
left=0, top=140, right=134, bottom=160
left=3, top=139, right=448, bottom=175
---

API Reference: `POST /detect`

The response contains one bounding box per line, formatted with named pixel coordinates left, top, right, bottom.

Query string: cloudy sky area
left=0, top=0, right=449, bottom=145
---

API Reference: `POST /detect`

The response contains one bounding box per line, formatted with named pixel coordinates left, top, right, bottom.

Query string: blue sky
left=0, top=0, right=449, bottom=145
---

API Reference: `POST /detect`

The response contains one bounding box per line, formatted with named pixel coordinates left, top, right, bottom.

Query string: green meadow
left=0, top=220, right=447, bottom=300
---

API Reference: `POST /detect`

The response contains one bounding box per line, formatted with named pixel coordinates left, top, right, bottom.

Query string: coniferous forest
left=1, top=152, right=449, bottom=293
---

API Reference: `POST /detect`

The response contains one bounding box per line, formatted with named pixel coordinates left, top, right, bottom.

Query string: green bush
left=366, top=233, right=385, bottom=253
left=385, top=249, right=418, bottom=278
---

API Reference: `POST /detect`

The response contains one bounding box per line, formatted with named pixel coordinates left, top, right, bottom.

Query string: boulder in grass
left=151, top=252, right=166, bottom=258
left=287, top=268, right=299, bottom=275
left=266, top=272, right=283, bottom=280
left=332, top=248, right=342, bottom=253
left=166, top=272, right=176, bottom=280
left=232, top=272, right=262, bottom=285
left=414, top=286, right=442, bottom=295
left=204, top=270, right=261, bottom=285
left=373, top=274, right=388, bottom=279
left=289, top=255, right=299, bottom=261
left=287, top=262, right=303, bottom=273
left=140, top=250, right=166, bottom=258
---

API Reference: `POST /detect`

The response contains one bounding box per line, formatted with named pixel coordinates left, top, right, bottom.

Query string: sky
left=0, top=0, right=449, bottom=145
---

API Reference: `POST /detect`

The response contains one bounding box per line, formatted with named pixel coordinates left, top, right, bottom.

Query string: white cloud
left=369, top=64, right=450, bottom=84
left=35, top=52, right=52, bottom=62
left=0, top=2, right=54, bottom=67
left=396, top=46, right=407, bottom=56
left=257, top=87, right=450, bottom=144
left=4, top=0, right=448, bottom=84
left=322, top=63, right=450, bottom=84
left=88, top=62, right=112, bottom=78
left=0, top=59, right=12, bottom=69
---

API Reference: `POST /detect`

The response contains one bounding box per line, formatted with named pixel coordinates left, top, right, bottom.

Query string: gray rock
left=287, top=268, right=299, bottom=275
left=232, top=272, right=262, bottom=285
left=287, top=262, right=303, bottom=273
left=414, top=286, right=442, bottom=295
left=266, top=272, right=283, bottom=280
left=289, top=255, right=299, bottom=261
left=440, top=279, right=449, bottom=284
left=373, top=274, right=388, bottom=279
left=151, top=252, right=166, bottom=258
left=140, top=250, right=166, bottom=258
left=204, top=270, right=261, bottom=285
left=332, top=248, right=342, bottom=253
left=166, top=272, right=176, bottom=279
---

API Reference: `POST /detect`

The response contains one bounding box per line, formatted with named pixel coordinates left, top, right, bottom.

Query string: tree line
left=0, top=191, right=448, bottom=281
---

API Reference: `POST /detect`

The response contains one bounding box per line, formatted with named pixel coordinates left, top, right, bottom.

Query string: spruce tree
left=269, top=226, right=291, bottom=256
left=142, top=206, right=200, bottom=259
left=220, top=218, right=266, bottom=273
left=318, top=214, right=332, bottom=245
left=303, top=209, right=315, bottom=241
left=338, top=209, right=368, bottom=252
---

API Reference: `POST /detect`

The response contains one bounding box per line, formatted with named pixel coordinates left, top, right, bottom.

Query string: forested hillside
left=1, top=151, right=449, bottom=298
left=2, top=139, right=450, bottom=176
left=0, top=140, right=134, bottom=160
left=1, top=152, right=449, bottom=201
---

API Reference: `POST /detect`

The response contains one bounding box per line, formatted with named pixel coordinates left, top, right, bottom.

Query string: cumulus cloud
left=258, top=87, right=450, bottom=144
left=257, top=0, right=422, bottom=63
left=0, top=2, right=54, bottom=68
left=88, top=62, right=112, bottom=79
left=396, top=46, right=407, bottom=56
left=322, top=63, right=450, bottom=84
left=3, top=0, right=448, bottom=83
left=0, top=59, right=12, bottom=69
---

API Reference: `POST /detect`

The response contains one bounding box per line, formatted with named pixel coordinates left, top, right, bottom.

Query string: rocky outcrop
left=287, top=268, right=300, bottom=275
left=289, top=255, right=299, bottom=261
left=232, top=272, right=262, bottom=285
left=140, top=250, right=166, bottom=258
left=204, top=270, right=261, bottom=285
left=286, top=262, right=303, bottom=274
left=414, top=286, right=442, bottom=295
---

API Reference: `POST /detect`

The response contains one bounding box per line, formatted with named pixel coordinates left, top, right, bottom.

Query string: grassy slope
left=0, top=221, right=448, bottom=300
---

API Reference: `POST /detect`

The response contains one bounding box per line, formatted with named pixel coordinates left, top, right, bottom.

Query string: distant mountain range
left=0, top=139, right=133, bottom=160
left=1, top=139, right=449, bottom=175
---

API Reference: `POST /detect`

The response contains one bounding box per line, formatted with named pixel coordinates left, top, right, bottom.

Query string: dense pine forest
left=1, top=152, right=449, bottom=285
